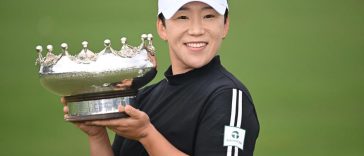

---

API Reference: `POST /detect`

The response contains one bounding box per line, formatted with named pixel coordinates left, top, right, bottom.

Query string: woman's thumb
left=124, top=105, right=139, bottom=118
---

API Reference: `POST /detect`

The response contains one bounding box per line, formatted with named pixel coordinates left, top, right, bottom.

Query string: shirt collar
left=164, top=55, right=221, bottom=85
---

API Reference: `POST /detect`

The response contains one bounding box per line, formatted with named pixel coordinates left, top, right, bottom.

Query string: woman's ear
left=223, top=16, right=230, bottom=39
left=156, top=19, right=167, bottom=41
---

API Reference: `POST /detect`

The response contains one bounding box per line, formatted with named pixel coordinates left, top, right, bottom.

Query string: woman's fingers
left=63, top=106, right=69, bottom=114
left=60, top=97, right=67, bottom=106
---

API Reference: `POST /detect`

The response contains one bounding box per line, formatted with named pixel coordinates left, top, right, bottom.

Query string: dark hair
left=158, top=9, right=229, bottom=27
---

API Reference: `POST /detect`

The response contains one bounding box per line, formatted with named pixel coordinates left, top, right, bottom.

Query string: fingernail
left=118, top=105, right=125, bottom=112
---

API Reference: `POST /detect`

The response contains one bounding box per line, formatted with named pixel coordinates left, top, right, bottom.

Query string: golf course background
left=0, top=0, right=363, bottom=155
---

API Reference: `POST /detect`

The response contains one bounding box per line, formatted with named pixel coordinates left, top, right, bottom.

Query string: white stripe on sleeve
left=237, top=90, right=243, bottom=128
left=229, top=89, right=237, bottom=126
left=227, top=89, right=238, bottom=156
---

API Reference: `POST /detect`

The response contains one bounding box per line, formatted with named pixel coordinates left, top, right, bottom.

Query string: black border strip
left=64, top=89, right=138, bottom=102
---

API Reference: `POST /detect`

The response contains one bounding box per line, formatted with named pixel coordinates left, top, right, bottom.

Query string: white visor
left=158, top=0, right=229, bottom=19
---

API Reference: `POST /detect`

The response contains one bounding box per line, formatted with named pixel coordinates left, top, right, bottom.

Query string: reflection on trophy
left=35, top=34, right=157, bottom=121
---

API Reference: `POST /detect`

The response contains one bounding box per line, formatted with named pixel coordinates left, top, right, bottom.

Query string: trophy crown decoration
left=35, top=34, right=157, bottom=121
left=35, top=34, right=156, bottom=73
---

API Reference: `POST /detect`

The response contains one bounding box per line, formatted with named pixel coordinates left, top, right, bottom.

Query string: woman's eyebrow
left=202, top=6, right=214, bottom=10
left=178, top=6, right=188, bottom=11
left=178, top=6, right=214, bottom=11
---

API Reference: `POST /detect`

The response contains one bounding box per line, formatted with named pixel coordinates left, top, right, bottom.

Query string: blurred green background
left=0, top=0, right=363, bottom=155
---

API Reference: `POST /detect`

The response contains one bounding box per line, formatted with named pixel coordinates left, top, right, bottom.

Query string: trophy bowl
left=35, top=34, right=157, bottom=121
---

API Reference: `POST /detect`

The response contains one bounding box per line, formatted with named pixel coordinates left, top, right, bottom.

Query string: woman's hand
left=83, top=104, right=187, bottom=156
left=61, top=97, right=107, bottom=138
left=85, top=105, right=152, bottom=141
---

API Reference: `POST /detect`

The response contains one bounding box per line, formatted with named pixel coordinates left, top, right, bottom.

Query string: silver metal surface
left=36, top=35, right=156, bottom=96
left=35, top=34, right=157, bottom=121
left=68, top=96, right=135, bottom=116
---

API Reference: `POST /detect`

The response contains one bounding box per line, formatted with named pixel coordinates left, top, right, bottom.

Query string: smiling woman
left=157, top=1, right=230, bottom=75
left=2, top=0, right=361, bottom=155
left=59, top=0, right=259, bottom=156
left=96, top=0, right=258, bottom=156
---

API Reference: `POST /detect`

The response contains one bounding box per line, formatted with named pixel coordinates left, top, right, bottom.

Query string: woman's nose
left=188, top=18, right=205, bottom=36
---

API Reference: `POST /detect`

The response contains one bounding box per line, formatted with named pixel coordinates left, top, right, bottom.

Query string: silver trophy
left=35, top=34, right=157, bottom=121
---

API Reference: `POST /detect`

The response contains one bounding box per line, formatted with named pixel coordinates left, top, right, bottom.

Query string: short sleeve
left=112, top=134, right=124, bottom=155
left=131, top=67, right=157, bottom=90
left=194, top=89, right=259, bottom=156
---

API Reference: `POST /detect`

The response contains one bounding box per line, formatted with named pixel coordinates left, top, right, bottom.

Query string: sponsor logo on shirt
left=224, top=126, right=246, bottom=150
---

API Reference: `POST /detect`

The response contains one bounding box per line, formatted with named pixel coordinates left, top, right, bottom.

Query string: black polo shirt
left=112, top=56, right=259, bottom=156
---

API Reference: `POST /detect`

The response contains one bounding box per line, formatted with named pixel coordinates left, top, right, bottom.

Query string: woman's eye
left=177, top=16, right=188, bottom=19
left=204, top=14, right=215, bottom=19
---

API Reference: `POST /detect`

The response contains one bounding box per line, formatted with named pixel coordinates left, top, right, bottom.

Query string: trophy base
left=66, top=112, right=129, bottom=122
left=64, top=90, right=137, bottom=122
